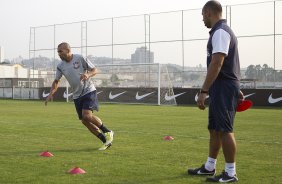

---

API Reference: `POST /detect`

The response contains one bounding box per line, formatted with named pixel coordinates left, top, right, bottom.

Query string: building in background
left=0, top=47, right=4, bottom=63
left=131, top=47, right=154, bottom=64
left=0, top=64, right=47, bottom=87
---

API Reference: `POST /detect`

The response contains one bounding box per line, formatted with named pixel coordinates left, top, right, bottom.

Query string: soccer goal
left=83, top=63, right=178, bottom=105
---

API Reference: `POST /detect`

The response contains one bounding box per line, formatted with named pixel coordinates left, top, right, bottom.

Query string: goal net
left=85, top=63, right=177, bottom=105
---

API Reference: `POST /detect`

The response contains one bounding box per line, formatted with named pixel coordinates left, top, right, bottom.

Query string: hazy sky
left=0, top=0, right=280, bottom=68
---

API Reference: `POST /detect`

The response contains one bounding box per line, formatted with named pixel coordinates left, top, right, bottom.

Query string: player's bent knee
left=82, top=114, right=92, bottom=123
left=81, top=120, right=88, bottom=125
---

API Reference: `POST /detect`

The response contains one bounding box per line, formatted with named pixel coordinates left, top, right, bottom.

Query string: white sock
left=205, top=157, right=217, bottom=171
left=225, top=162, right=236, bottom=177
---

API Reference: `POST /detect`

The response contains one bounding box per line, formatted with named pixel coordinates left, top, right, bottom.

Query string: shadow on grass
left=179, top=172, right=210, bottom=184
left=113, top=172, right=207, bottom=184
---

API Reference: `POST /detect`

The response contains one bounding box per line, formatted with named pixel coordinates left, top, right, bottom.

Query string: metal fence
left=29, top=0, right=282, bottom=88
left=0, top=87, right=39, bottom=99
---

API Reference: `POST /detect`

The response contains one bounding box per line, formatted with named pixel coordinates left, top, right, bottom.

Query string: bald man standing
left=45, top=42, right=114, bottom=151
left=188, top=1, right=243, bottom=183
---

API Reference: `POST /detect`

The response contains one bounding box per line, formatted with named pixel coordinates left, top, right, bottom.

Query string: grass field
left=0, top=100, right=281, bottom=184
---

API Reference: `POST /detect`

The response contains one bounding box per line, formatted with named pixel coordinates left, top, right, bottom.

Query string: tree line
left=245, top=64, right=282, bottom=82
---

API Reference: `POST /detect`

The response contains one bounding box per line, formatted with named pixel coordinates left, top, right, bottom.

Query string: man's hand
left=239, top=90, right=244, bottom=100
left=80, top=72, right=89, bottom=81
left=45, top=94, right=53, bottom=106
left=197, top=93, right=208, bottom=110
left=238, top=90, right=244, bottom=104
left=45, top=80, right=59, bottom=106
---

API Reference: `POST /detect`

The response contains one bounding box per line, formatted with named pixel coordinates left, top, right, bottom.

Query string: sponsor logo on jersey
left=207, top=48, right=211, bottom=57
left=73, top=60, right=80, bottom=69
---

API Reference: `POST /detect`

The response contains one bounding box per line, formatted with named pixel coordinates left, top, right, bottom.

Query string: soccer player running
left=45, top=42, right=114, bottom=151
left=187, top=1, right=244, bottom=183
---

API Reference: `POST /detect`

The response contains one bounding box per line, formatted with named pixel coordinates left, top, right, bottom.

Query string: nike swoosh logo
left=136, top=92, right=155, bottom=100
left=268, top=93, right=282, bottom=104
left=165, top=92, right=186, bottom=101
left=196, top=170, right=213, bottom=175
left=42, top=90, right=50, bottom=98
left=219, top=178, right=235, bottom=182
left=195, top=93, right=209, bottom=102
left=109, top=91, right=126, bottom=100
left=63, top=91, right=73, bottom=98
left=97, top=91, right=103, bottom=95
left=244, top=93, right=255, bottom=98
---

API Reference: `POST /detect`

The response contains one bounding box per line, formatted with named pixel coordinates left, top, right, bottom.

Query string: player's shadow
left=113, top=173, right=207, bottom=184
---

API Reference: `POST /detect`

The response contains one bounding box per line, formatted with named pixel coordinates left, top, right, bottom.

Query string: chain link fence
left=27, top=1, right=282, bottom=89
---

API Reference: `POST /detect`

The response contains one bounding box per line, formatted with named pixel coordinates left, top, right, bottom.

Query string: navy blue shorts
left=208, top=79, right=240, bottom=132
left=74, top=91, right=99, bottom=120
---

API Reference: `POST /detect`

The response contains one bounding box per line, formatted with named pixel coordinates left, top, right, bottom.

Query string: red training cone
left=40, top=151, right=54, bottom=157
left=68, top=167, right=86, bottom=174
left=163, top=136, right=174, bottom=140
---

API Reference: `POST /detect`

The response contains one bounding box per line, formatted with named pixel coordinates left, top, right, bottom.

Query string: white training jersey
left=55, top=54, right=96, bottom=99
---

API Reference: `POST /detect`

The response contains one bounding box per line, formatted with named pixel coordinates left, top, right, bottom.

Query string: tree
left=1, top=59, right=11, bottom=64
left=110, top=74, right=120, bottom=86
left=245, top=65, right=256, bottom=79
left=276, top=70, right=282, bottom=82
left=110, top=74, right=119, bottom=82
left=189, top=73, right=201, bottom=81
left=101, top=80, right=108, bottom=87
left=245, top=64, right=276, bottom=82
left=261, top=64, right=275, bottom=82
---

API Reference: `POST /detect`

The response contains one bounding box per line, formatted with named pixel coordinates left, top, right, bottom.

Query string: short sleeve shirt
left=56, top=54, right=96, bottom=99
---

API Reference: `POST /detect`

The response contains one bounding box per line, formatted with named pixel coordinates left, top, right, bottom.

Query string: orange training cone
left=163, top=136, right=174, bottom=140
left=40, top=151, right=54, bottom=157
left=68, top=167, right=86, bottom=174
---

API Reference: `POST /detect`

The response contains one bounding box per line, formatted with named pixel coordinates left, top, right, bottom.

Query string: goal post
left=80, top=62, right=177, bottom=106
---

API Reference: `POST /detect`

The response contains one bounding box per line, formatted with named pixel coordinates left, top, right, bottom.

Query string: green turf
left=0, top=99, right=281, bottom=184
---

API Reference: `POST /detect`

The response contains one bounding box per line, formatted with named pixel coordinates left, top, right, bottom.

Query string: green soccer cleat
left=105, top=131, right=114, bottom=146
left=98, top=143, right=112, bottom=151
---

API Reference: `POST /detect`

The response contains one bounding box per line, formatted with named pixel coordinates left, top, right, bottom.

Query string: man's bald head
left=203, top=0, right=222, bottom=16
left=57, top=42, right=72, bottom=62
left=202, top=0, right=223, bottom=28
left=58, top=42, right=71, bottom=51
